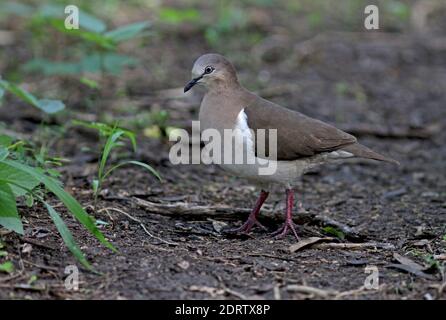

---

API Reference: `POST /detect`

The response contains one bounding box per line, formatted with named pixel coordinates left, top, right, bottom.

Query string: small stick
left=99, top=207, right=178, bottom=246
left=224, top=288, right=248, bottom=300
left=22, top=238, right=56, bottom=251
left=286, top=285, right=337, bottom=298
left=312, top=242, right=395, bottom=250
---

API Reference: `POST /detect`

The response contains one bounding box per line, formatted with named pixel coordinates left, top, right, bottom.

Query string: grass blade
left=104, top=160, right=161, bottom=181
left=1, top=160, right=116, bottom=252
left=44, top=202, right=92, bottom=270
left=0, top=182, right=23, bottom=235
left=98, top=130, right=124, bottom=180
left=105, top=21, right=150, bottom=42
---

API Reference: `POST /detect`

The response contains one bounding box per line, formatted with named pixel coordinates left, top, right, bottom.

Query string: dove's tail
left=342, top=143, right=400, bottom=165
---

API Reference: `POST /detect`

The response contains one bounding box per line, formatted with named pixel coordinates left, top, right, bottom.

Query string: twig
left=0, top=272, right=25, bottom=283
left=224, top=288, right=249, bottom=300
left=98, top=207, right=178, bottom=246
left=21, top=259, right=60, bottom=272
left=133, top=197, right=255, bottom=217
left=312, top=242, right=395, bottom=250
left=273, top=285, right=281, bottom=300
left=22, top=237, right=56, bottom=251
left=0, top=284, right=46, bottom=291
left=286, top=285, right=337, bottom=298
left=334, top=285, right=386, bottom=299
left=133, top=197, right=363, bottom=240
left=287, top=284, right=381, bottom=299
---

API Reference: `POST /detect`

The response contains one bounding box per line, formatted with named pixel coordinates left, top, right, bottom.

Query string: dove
left=184, top=53, right=398, bottom=239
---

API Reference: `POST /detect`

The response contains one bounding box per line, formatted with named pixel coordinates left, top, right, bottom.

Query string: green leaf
left=44, top=202, right=92, bottom=270
left=79, top=54, right=102, bottom=73
left=99, top=130, right=125, bottom=180
left=103, top=54, right=138, bottom=75
left=72, top=120, right=113, bottom=136
left=105, top=21, right=150, bottom=42
left=0, top=2, right=33, bottom=17
left=0, top=147, right=8, bottom=161
left=0, top=87, right=4, bottom=99
left=0, top=80, right=39, bottom=106
left=322, top=226, right=345, bottom=240
left=0, top=162, right=40, bottom=197
left=76, top=31, right=115, bottom=49
left=92, top=179, right=99, bottom=194
left=0, top=182, right=23, bottom=235
left=28, top=274, right=37, bottom=285
left=104, top=160, right=161, bottom=181
left=23, top=58, right=82, bottom=76
left=25, top=193, right=34, bottom=207
left=72, top=120, right=136, bottom=150
left=159, top=8, right=199, bottom=24
left=38, top=4, right=106, bottom=33
left=0, top=80, right=65, bottom=114
left=36, top=99, right=65, bottom=114
left=0, top=261, right=14, bottom=274
left=38, top=4, right=63, bottom=18
left=0, top=135, right=13, bottom=147
left=48, top=19, right=114, bottom=50
left=387, top=1, right=410, bottom=21
left=79, top=77, right=99, bottom=89
left=0, top=250, right=7, bottom=257
left=78, top=10, right=107, bottom=33
left=0, top=160, right=116, bottom=252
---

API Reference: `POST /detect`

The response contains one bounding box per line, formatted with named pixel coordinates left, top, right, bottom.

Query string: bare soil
left=1, top=7, right=446, bottom=300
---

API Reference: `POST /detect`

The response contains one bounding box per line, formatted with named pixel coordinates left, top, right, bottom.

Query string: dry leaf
left=388, top=253, right=435, bottom=280
left=289, top=237, right=334, bottom=253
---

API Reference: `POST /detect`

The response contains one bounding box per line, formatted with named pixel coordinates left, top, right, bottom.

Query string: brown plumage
left=244, top=96, right=399, bottom=164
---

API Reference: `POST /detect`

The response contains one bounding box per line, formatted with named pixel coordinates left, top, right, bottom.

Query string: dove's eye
left=204, top=66, right=214, bottom=74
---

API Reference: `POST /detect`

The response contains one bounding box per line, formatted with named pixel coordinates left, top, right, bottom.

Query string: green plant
left=158, top=7, right=200, bottom=24
left=0, top=78, right=65, bottom=114
left=0, top=261, right=14, bottom=274
left=73, top=121, right=161, bottom=208
left=204, top=2, right=248, bottom=47
left=0, top=137, right=115, bottom=271
left=0, top=2, right=150, bottom=78
left=322, top=226, right=345, bottom=240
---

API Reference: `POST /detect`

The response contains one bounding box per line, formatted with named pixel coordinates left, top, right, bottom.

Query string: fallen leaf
left=289, top=237, right=334, bottom=253
left=389, top=253, right=436, bottom=279
left=393, top=253, right=426, bottom=271
left=387, top=264, right=436, bottom=280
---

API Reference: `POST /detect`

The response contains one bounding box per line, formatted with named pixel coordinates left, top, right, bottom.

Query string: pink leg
left=271, top=188, right=300, bottom=240
left=229, top=190, right=269, bottom=234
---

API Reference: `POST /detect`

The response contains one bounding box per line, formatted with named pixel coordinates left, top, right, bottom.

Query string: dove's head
left=184, top=53, right=239, bottom=92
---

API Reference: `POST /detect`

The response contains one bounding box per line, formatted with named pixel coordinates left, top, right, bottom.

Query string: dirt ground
left=1, top=3, right=446, bottom=300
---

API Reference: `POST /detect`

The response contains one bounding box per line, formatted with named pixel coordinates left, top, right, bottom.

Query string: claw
left=272, top=188, right=300, bottom=240
left=228, top=218, right=267, bottom=234
left=227, top=190, right=269, bottom=235
left=271, top=219, right=300, bottom=240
